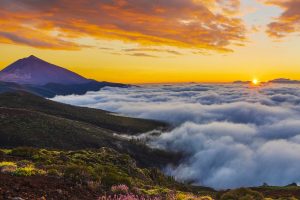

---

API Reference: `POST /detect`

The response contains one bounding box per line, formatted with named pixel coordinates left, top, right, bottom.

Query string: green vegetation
left=0, top=147, right=213, bottom=199
left=220, top=188, right=264, bottom=200
left=0, top=91, right=179, bottom=168
left=1, top=92, right=300, bottom=199
left=0, top=91, right=167, bottom=134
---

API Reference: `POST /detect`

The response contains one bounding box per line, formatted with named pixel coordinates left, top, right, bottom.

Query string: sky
left=1, top=0, right=300, bottom=83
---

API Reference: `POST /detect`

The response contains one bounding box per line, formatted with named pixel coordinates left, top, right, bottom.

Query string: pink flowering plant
left=111, top=184, right=129, bottom=194
left=98, top=194, right=162, bottom=200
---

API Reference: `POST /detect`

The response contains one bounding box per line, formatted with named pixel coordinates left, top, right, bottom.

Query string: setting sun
left=252, top=79, right=259, bottom=85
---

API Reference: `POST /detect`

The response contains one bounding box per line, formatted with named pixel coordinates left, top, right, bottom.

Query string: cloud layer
left=53, top=83, right=300, bottom=189
left=0, top=0, right=246, bottom=52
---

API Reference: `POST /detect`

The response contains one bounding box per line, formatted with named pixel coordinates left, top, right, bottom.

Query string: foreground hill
left=0, top=91, right=167, bottom=135
left=1, top=147, right=299, bottom=199
left=0, top=91, right=175, bottom=168
left=0, top=147, right=215, bottom=200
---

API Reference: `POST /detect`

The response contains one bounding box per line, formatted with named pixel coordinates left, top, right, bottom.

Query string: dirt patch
left=0, top=174, right=99, bottom=200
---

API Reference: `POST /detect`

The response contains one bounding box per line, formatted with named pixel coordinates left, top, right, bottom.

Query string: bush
left=111, top=184, right=129, bottom=194
left=0, top=161, right=16, bottom=168
left=221, top=188, right=264, bottom=200
left=47, top=168, right=61, bottom=177
left=12, top=166, right=46, bottom=177
left=17, top=160, right=32, bottom=168
left=0, top=162, right=17, bottom=174
left=9, top=147, right=39, bottom=158
left=101, top=172, right=132, bottom=188
left=63, top=164, right=98, bottom=184
left=13, top=166, right=36, bottom=176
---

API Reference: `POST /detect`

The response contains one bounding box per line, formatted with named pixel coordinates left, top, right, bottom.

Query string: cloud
left=52, top=83, right=300, bottom=189
left=262, top=0, right=300, bottom=38
left=126, top=52, right=158, bottom=58
left=0, top=0, right=246, bottom=52
left=124, top=48, right=183, bottom=56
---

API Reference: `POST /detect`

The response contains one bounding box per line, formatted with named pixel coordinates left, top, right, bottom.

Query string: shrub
left=98, top=194, right=163, bottom=200
left=9, top=147, right=39, bottom=158
left=87, top=181, right=101, bottom=191
left=47, top=168, right=61, bottom=177
left=0, top=162, right=17, bottom=174
left=63, top=164, right=97, bottom=184
left=17, top=160, right=32, bottom=168
left=221, top=188, right=264, bottom=200
left=101, top=172, right=132, bottom=188
left=111, top=184, right=129, bottom=194
left=12, top=166, right=46, bottom=177
left=0, top=161, right=16, bottom=168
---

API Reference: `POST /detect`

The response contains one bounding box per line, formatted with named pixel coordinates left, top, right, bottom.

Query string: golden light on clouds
left=0, top=0, right=300, bottom=83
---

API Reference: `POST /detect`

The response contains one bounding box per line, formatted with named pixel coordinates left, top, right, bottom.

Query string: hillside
left=0, top=91, right=167, bottom=135
left=0, top=91, right=175, bottom=168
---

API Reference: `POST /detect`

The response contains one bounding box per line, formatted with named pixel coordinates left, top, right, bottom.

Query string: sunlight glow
left=252, top=79, right=259, bottom=85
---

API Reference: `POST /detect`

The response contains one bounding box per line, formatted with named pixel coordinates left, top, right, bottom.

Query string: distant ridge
left=269, top=78, right=300, bottom=84
left=0, top=55, right=128, bottom=97
left=0, top=55, right=89, bottom=85
left=233, top=78, right=300, bottom=84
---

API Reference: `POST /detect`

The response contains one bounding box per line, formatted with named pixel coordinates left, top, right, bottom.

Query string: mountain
left=233, top=80, right=251, bottom=84
left=0, top=55, right=128, bottom=97
left=0, top=55, right=89, bottom=85
left=269, top=78, right=300, bottom=84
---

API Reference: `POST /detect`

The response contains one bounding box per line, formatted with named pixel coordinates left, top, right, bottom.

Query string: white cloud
left=52, top=83, right=300, bottom=189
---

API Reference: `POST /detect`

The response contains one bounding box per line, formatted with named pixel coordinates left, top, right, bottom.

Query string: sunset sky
left=1, top=0, right=300, bottom=83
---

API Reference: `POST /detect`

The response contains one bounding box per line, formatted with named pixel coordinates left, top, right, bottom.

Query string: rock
left=11, top=197, right=25, bottom=200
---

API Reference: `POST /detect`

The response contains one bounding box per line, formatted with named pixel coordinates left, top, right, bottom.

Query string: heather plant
left=111, top=184, right=129, bottom=194
left=98, top=194, right=163, bottom=200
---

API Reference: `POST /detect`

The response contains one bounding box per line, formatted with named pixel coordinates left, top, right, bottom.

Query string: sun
left=252, top=79, right=259, bottom=85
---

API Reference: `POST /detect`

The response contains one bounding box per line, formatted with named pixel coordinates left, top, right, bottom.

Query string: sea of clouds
left=52, top=83, right=300, bottom=189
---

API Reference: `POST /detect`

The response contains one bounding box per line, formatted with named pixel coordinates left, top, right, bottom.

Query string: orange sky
left=1, top=0, right=300, bottom=83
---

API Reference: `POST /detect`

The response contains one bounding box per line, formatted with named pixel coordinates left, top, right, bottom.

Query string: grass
left=0, top=91, right=167, bottom=134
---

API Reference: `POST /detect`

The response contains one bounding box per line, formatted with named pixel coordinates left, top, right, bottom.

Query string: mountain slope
left=0, top=55, right=89, bottom=85
left=0, top=91, right=167, bottom=134
left=0, top=91, right=174, bottom=168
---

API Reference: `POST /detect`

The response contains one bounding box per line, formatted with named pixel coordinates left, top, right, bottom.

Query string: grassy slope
left=0, top=91, right=167, bottom=134
left=0, top=91, right=177, bottom=168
